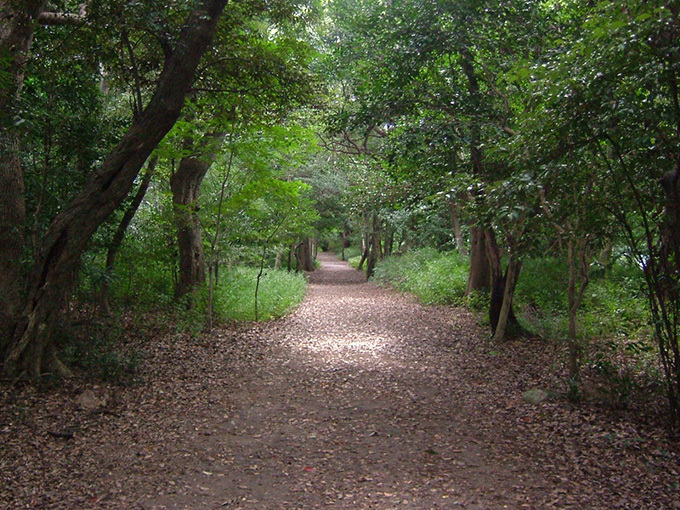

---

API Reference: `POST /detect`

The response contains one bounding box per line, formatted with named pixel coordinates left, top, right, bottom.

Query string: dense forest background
left=1, top=0, right=680, bottom=431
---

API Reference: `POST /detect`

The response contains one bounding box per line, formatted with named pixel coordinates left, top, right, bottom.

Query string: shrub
left=373, top=248, right=468, bottom=305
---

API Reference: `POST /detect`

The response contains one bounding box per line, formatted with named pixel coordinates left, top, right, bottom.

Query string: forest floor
left=2, top=252, right=680, bottom=509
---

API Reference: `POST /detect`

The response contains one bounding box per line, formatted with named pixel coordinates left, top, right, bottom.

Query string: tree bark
left=465, top=227, right=490, bottom=295
left=449, top=200, right=468, bottom=256
left=296, top=238, right=314, bottom=272
left=485, top=229, right=521, bottom=338
left=366, top=213, right=380, bottom=279
left=566, top=238, right=590, bottom=380
left=2, top=0, right=229, bottom=378
left=0, top=0, right=47, bottom=355
left=340, top=229, right=348, bottom=261
left=171, top=133, right=225, bottom=300
left=384, top=227, right=394, bottom=258
left=491, top=256, right=522, bottom=344
left=357, top=212, right=372, bottom=270
left=357, top=230, right=369, bottom=271
left=99, top=157, right=157, bottom=315
left=657, top=163, right=680, bottom=425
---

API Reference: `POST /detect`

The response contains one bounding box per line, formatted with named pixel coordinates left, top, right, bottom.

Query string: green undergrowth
left=65, top=265, right=307, bottom=381
left=514, top=258, right=649, bottom=343
left=56, top=319, right=141, bottom=383
left=348, top=255, right=362, bottom=269
left=374, top=248, right=650, bottom=344
left=100, top=254, right=308, bottom=325
left=200, top=266, right=308, bottom=323
left=373, top=248, right=468, bottom=305
left=373, top=247, right=657, bottom=406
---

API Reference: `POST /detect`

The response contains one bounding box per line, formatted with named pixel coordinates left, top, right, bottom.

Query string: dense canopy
left=1, top=0, right=679, bottom=433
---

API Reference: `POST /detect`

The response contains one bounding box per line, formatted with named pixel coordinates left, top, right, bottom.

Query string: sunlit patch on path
left=148, top=251, right=532, bottom=509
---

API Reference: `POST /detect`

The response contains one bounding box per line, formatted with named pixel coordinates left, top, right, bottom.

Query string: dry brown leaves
left=2, top=252, right=679, bottom=509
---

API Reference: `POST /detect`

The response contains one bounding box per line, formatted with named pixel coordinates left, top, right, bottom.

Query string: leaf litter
left=2, top=252, right=679, bottom=509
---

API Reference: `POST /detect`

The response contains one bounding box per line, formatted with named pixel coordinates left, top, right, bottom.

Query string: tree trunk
left=175, top=132, right=227, bottom=299
left=449, top=200, right=468, bottom=256
left=657, top=164, right=680, bottom=426
left=170, top=133, right=225, bottom=300
left=172, top=157, right=209, bottom=301
left=567, top=240, right=579, bottom=379
left=0, top=0, right=47, bottom=355
left=2, top=0, right=229, bottom=378
left=357, top=231, right=369, bottom=271
left=491, top=256, right=522, bottom=343
left=366, top=232, right=378, bottom=280
left=598, top=241, right=613, bottom=269
left=460, top=51, right=491, bottom=298
left=341, top=230, right=348, bottom=261
left=384, top=227, right=394, bottom=257
left=366, top=213, right=380, bottom=279
left=566, top=238, right=590, bottom=380
left=485, top=229, right=521, bottom=338
left=297, top=238, right=314, bottom=272
left=0, top=132, right=26, bottom=353
left=465, top=227, right=490, bottom=295
left=99, top=157, right=157, bottom=315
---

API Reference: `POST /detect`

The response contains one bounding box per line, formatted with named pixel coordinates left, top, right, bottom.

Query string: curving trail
left=4, top=252, right=677, bottom=509
left=150, top=252, right=535, bottom=509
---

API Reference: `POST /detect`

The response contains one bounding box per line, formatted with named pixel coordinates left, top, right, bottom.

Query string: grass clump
left=373, top=248, right=468, bottom=305
left=206, top=266, right=307, bottom=322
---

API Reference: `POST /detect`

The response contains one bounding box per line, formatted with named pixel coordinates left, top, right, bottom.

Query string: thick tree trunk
left=297, top=238, right=314, bottom=272
left=465, top=227, right=490, bottom=295
left=657, top=164, right=680, bottom=425
left=99, top=158, right=157, bottom=315
left=2, top=0, right=229, bottom=378
left=0, top=133, right=26, bottom=353
left=460, top=51, right=492, bottom=300
left=171, top=132, right=225, bottom=300
left=0, top=0, right=47, bottom=355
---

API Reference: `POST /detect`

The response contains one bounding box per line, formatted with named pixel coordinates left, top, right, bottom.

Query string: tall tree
left=167, top=2, right=316, bottom=299
left=0, top=0, right=46, bottom=352
left=2, top=0, right=230, bottom=378
left=323, top=0, right=548, bottom=334
left=171, top=132, right=225, bottom=299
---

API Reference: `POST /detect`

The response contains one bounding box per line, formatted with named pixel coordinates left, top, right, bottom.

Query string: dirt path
left=3, top=253, right=678, bottom=509
left=150, top=252, right=532, bottom=509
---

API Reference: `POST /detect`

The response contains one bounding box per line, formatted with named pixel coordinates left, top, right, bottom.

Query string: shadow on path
left=149, top=252, right=537, bottom=509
